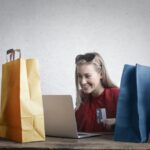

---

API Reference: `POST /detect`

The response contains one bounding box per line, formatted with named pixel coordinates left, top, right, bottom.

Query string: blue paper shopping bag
left=114, top=64, right=150, bottom=143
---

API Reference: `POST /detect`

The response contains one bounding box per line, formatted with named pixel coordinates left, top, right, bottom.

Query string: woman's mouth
left=82, top=84, right=91, bottom=91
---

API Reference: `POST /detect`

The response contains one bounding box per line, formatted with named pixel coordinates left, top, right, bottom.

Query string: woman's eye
left=77, top=74, right=91, bottom=79
left=85, top=74, right=91, bottom=78
left=77, top=74, right=82, bottom=78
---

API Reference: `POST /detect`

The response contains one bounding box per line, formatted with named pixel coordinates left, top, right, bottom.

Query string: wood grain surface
left=0, top=134, right=150, bottom=150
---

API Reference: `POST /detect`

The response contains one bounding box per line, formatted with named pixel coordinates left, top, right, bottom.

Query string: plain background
left=0, top=0, right=150, bottom=106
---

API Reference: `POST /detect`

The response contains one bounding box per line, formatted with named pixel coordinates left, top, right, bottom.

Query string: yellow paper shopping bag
left=0, top=49, right=45, bottom=142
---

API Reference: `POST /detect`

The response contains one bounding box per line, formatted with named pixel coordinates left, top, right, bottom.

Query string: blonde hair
left=75, top=52, right=117, bottom=108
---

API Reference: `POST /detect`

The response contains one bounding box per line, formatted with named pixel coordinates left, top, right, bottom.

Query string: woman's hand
left=101, top=118, right=116, bottom=131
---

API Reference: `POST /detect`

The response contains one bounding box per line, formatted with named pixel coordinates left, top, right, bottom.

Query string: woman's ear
left=99, top=71, right=103, bottom=79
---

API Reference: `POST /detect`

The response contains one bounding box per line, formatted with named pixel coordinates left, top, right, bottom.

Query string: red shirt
left=75, top=87, right=119, bottom=132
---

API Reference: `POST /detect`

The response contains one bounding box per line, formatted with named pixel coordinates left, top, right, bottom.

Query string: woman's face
left=76, top=63, right=103, bottom=95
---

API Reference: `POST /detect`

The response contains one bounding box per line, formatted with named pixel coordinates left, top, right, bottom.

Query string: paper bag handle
left=6, top=49, right=21, bottom=62
left=6, top=49, right=15, bottom=62
left=14, top=49, right=21, bottom=59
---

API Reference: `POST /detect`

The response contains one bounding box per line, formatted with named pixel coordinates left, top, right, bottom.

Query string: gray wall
left=0, top=0, right=150, bottom=105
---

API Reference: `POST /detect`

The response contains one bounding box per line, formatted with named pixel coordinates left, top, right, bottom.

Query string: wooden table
left=0, top=134, right=150, bottom=150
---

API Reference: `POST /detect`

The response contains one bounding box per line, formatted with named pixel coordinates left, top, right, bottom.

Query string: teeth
left=83, top=86, right=89, bottom=90
left=82, top=86, right=88, bottom=88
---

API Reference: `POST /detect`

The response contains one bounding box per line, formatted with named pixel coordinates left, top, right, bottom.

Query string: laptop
left=42, top=95, right=103, bottom=138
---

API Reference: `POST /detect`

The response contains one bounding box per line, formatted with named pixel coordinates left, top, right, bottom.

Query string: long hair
left=75, top=52, right=117, bottom=109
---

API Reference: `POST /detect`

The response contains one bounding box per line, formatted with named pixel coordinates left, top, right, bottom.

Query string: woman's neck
left=91, top=85, right=104, bottom=97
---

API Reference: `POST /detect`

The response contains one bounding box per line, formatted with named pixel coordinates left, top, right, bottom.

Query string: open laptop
left=42, top=95, right=103, bottom=138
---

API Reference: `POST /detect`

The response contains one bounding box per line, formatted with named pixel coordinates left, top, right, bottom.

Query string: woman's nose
left=80, top=77, right=87, bottom=85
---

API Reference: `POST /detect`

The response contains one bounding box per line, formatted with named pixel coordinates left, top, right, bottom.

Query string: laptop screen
left=42, top=95, right=78, bottom=138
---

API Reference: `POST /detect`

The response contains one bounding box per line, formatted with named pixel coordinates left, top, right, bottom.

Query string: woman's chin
left=82, top=89, right=92, bottom=94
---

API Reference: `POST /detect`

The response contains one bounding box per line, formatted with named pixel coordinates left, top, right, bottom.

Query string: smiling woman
left=75, top=52, right=119, bottom=132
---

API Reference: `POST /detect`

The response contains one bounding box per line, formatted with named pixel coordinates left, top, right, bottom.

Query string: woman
left=75, top=52, right=119, bottom=132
